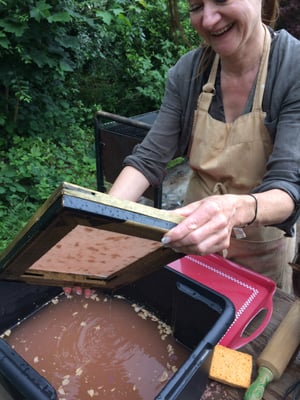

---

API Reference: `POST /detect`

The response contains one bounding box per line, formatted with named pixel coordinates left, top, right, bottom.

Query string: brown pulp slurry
left=5, top=292, right=189, bottom=399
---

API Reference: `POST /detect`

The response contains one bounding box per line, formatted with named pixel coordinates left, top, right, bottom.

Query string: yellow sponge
left=209, top=344, right=253, bottom=389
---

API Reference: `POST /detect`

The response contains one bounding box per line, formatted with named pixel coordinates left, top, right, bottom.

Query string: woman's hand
left=162, top=190, right=295, bottom=256
left=161, top=194, right=248, bottom=255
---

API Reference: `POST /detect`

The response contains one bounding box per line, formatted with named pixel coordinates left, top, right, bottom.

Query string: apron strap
left=197, top=54, right=219, bottom=112
left=252, top=25, right=271, bottom=111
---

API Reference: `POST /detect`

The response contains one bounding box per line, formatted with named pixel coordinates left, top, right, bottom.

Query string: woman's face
left=189, top=0, right=263, bottom=58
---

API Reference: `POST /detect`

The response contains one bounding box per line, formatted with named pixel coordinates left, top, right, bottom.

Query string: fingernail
left=74, top=287, right=82, bottom=296
left=188, top=223, right=198, bottom=230
left=84, top=289, right=95, bottom=299
left=161, top=236, right=171, bottom=245
left=63, top=287, right=72, bottom=296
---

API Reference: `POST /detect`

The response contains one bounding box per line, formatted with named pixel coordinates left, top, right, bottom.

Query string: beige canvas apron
left=186, top=26, right=294, bottom=293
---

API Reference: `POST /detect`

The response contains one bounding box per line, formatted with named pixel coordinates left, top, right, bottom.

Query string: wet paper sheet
left=0, top=182, right=183, bottom=290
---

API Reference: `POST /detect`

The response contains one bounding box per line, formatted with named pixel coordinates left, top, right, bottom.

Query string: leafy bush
left=78, top=0, right=199, bottom=115
left=0, top=100, right=97, bottom=252
left=0, top=0, right=197, bottom=252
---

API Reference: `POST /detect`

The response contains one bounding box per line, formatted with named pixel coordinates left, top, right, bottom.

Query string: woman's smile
left=210, top=22, right=234, bottom=37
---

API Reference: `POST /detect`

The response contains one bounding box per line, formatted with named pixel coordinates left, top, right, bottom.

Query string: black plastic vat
left=0, top=266, right=234, bottom=400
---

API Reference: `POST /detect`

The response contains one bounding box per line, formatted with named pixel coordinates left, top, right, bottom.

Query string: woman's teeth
left=211, top=23, right=233, bottom=36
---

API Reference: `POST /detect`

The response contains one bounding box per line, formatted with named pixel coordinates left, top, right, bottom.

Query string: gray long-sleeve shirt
left=124, top=29, right=300, bottom=236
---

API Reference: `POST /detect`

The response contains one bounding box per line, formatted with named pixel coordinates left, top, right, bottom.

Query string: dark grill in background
left=94, top=110, right=163, bottom=208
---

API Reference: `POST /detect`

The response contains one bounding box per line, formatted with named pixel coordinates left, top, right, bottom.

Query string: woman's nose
left=202, top=3, right=221, bottom=30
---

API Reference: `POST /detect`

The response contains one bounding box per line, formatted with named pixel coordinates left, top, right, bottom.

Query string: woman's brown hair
left=262, top=0, right=280, bottom=28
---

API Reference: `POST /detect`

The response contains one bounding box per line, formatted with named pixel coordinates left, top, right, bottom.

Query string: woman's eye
left=189, top=4, right=203, bottom=13
left=189, top=0, right=227, bottom=12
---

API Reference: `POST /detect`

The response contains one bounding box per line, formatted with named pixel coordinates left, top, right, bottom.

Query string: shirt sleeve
left=253, top=31, right=300, bottom=236
left=123, top=50, right=199, bottom=186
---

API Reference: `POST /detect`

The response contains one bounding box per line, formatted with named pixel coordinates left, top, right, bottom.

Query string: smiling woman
left=187, top=0, right=279, bottom=20
left=188, top=0, right=279, bottom=61
left=108, top=0, right=300, bottom=295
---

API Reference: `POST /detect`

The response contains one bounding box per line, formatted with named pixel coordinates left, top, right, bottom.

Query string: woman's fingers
left=63, top=287, right=96, bottom=298
left=162, top=196, right=234, bottom=255
left=165, top=225, right=230, bottom=255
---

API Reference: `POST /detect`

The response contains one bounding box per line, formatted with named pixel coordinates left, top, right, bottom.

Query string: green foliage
left=0, top=0, right=197, bottom=252
left=0, top=0, right=197, bottom=134
left=0, top=102, right=96, bottom=252
left=78, top=0, right=199, bottom=114
left=1, top=132, right=95, bottom=206
left=0, top=0, right=96, bottom=137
